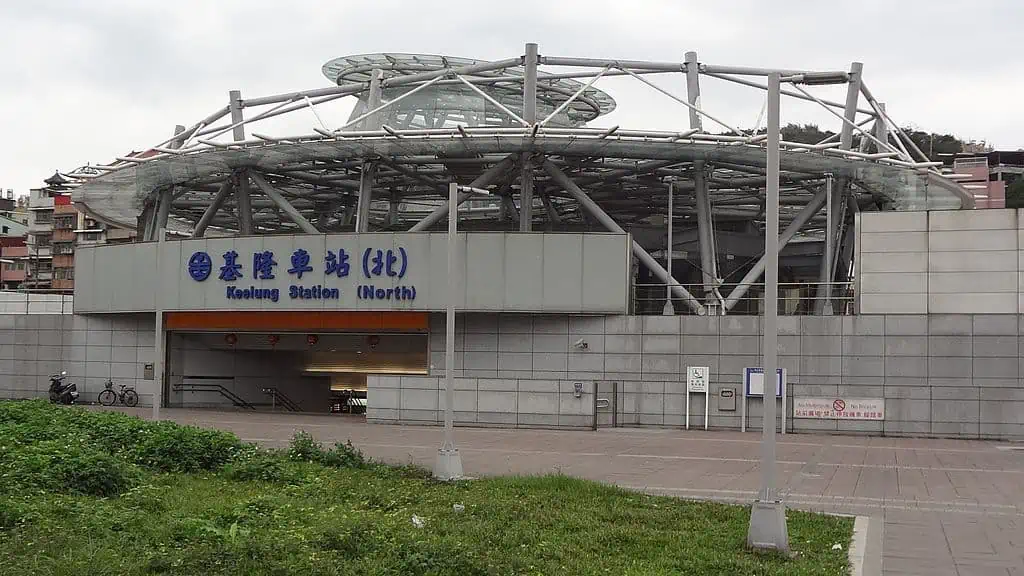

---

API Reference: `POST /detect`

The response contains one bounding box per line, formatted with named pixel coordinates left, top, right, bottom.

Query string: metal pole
left=817, top=62, right=862, bottom=314
left=152, top=227, right=165, bottom=421
left=824, top=174, right=834, bottom=314
left=663, top=180, right=674, bottom=315
left=523, top=43, right=538, bottom=125
left=520, top=153, right=533, bottom=231
left=228, top=90, right=245, bottom=141
left=747, top=72, right=788, bottom=553
left=434, top=182, right=463, bottom=480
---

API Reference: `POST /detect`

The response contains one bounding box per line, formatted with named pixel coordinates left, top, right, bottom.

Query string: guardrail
left=632, top=281, right=855, bottom=315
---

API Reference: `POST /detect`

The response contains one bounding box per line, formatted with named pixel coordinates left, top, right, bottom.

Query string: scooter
left=48, top=371, right=79, bottom=405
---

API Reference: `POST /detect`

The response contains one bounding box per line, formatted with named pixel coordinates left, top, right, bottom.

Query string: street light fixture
left=434, top=182, right=491, bottom=481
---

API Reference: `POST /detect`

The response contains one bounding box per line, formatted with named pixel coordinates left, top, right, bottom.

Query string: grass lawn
left=0, top=401, right=853, bottom=575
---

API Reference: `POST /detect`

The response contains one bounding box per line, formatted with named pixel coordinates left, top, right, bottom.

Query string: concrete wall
left=858, top=209, right=1024, bottom=314
left=0, top=313, right=158, bottom=405
left=368, top=313, right=1024, bottom=440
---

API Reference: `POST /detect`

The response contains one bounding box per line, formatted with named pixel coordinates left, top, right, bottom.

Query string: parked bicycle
left=98, top=379, right=139, bottom=407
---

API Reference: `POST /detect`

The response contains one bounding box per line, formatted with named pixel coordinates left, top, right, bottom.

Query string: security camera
left=573, top=338, right=588, bottom=350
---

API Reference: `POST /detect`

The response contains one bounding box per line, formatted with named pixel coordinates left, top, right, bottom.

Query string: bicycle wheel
left=98, top=389, right=117, bottom=406
left=122, top=389, right=139, bottom=407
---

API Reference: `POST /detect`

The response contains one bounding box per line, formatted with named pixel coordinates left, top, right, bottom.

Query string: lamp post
left=434, top=182, right=491, bottom=480
left=746, top=71, right=788, bottom=553
left=747, top=69, right=850, bottom=553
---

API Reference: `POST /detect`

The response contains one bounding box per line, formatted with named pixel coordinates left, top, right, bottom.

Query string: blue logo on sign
left=187, top=251, right=212, bottom=281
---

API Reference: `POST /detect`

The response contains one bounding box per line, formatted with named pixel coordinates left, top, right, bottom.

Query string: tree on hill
left=1005, top=178, right=1024, bottom=209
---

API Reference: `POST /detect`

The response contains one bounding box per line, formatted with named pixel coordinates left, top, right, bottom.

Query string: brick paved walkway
left=125, top=408, right=1024, bottom=575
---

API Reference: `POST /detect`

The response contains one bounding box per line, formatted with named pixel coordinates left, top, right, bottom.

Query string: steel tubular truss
left=71, top=44, right=973, bottom=315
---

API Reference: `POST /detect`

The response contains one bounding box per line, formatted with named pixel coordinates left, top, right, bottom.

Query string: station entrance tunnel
left=163, top=312, right=428, bottom=414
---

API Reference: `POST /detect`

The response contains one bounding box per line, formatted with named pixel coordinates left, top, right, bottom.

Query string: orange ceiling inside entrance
left=165, top=311, right=428, bottom=332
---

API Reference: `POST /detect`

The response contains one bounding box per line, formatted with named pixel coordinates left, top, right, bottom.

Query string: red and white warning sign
left=794, top=397, right=884, bottom=421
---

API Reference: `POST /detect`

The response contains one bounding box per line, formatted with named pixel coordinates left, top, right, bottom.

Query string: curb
left=848, top=515, right=883, bottom=576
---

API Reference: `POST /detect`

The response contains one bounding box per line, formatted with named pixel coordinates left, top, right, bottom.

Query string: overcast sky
left=2, top=0, right=1021, bottom=196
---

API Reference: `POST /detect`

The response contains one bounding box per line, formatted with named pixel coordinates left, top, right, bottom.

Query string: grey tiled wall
left=370, top=312, right=1024, bottom=439
left=1, top=314, right=157, bottom=406
left=4, top=311, right=1024, bottom=440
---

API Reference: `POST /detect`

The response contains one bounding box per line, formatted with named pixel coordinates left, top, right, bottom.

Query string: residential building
left=1, top=237, right=27, bottom=290
left=25, top=169, right=137, bottom=292
left=944, top=150, right=1024, bottom=209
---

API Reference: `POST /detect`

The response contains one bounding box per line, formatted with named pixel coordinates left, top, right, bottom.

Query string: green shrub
left=286, top=431, right=322, bottom=462
left=0, top=400, right=243, bottom=474
left=287, top=431, right=367, bottom=469
left=125, top=421, right=243, bottom=473
left=224, top=451, right=296, bottom=483
left=4, top=439, right=137, bottom=497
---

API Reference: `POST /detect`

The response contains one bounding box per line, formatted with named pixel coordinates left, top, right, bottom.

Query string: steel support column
left=250, top=172, right=319, bottom=234
left=355, top=162, right=377, bottom=232
left=542, top=159, right=706, bottom=315
left=686, top=51, right=721, bottom=313
left=684, top=51, right=703, bottom=131
left=523, top=43, right=538, bottom=126
left=694, top=161, right=720, bottom=311
left=815, top=62, right=862, bottom=314
left=228, top=90, right=245, bottom=141
left=387, top=197, right=400, bottom=227
left=723, top=188, right=828, bottom=311
left=193, top=178, right=234, bottom=238
left=408, top=154, right=516, bottom=231
left=354, top=69, right=383, bottom=232
left=519, top=153, right=533, bottom=231
left=541, top=190, right=561, bottom=226
left=234, top=171, right=254, bottom=235
left=155, top=189, right=171, bottom=234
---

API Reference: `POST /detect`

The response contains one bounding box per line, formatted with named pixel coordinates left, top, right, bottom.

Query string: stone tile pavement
left=114, top=408, right=1024, bottom=575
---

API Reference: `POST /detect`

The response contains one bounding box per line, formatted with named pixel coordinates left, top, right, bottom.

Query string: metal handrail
left=261, top=387, right=301, bottom=412
left=633, top=281, right=855, bottom=316
left=173, top=381, right=255, bottom=410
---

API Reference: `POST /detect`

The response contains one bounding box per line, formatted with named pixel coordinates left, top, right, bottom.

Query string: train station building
left=6, top=46, right=1023, bottom=440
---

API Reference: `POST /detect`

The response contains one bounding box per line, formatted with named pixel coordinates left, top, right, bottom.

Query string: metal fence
left=632, top=282, right=855, bottom=316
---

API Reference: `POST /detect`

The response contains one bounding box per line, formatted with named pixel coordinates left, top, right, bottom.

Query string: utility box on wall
left=718, top=388, right=736, bottom=411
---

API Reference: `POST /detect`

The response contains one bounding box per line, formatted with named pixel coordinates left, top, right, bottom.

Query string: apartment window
left=35, top=235, right=52, bottom=248
left=54, top=217, right=75, bottom=230
left=84, top=232, right=101, bottom=242
left=34, top=212, right=53, bottom=224
left=1, top=225, right=7, bottom=234
left=53, top=243, right=74, bottom=255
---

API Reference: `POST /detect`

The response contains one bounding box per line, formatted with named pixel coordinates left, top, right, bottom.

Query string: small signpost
left=741, top=367, right=787, bottom=435
left=686, top=366, right=710, bottom=430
